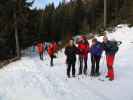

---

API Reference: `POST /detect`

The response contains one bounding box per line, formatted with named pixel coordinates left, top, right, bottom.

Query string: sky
left=29, top=0, right=69, bottom=9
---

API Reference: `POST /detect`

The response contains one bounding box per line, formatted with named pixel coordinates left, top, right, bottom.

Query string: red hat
left=81, top=35, right=87, bottom=40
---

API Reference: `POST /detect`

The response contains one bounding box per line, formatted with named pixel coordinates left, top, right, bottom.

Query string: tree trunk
left=14, top=13, right=20, bottom=58
left=104, top=0, right=107, bottom=28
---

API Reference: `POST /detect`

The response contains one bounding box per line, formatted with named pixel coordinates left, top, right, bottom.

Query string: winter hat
left=81, top=35, right=87, bottom=40
left=103, top=35, right=108, bottom=41
left=92, top=38, right=97, bottom=42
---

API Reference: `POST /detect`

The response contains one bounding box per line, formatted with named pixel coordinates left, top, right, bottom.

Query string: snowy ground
left=0, top=25, right=133, bottom=100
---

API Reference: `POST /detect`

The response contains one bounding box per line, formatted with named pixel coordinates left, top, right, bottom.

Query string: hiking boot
left=72, top=75, right=76, bottom=77
left=67, top=75, right=70, bottom=78
left=109, top=78, right=114, bottom=81
left=106, top=75, right=109, bottom=78
left=84, top=72, right=88, bottom=76
left=90, top=73, right=95, bottom=77
left=78, top=72, right=82, bottom=75
left=95, top=72, right=100, bottom=77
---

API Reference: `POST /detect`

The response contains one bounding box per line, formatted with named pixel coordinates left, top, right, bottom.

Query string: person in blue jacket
left=90, top=38, right=103, bottom=77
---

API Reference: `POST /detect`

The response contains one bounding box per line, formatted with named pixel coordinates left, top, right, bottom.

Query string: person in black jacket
left=103, top=36, right=122, bottom=81
left=65, top=39, right=79, bottom=78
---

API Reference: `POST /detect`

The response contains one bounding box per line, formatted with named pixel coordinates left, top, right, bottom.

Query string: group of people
left=65, top=35, right=122, bottom=81
left=36, top=40, right=58, bottom=66
left=34, top=35, right=121, bottom=81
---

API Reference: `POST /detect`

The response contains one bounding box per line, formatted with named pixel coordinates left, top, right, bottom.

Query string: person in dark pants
left=50, top=55, right=56, bottom=66
left=78, top=36, right=90, bottom=75
left=65, top=39, right=79, bottom=78
left=48, top=43, right=57, bottom=66
left=90, top=38, right=103, bottom=77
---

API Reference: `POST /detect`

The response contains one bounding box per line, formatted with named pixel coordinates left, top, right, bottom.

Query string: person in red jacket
left=53, top=41, right=58, bottom=54
left=36, top=41, right=44, bottom=60
left=78, top=36, right=90, bottom=75
left=48, top=42, right=57, bottom=66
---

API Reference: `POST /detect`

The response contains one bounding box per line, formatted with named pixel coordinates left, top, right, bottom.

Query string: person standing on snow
left=48, top=41, right=58, bottom=66
left=36, top=41, right=44, bottom=60
left=65, top=39, right=79, bottom=78
left=53, top=41, right=59, bottom=56
left=102, top=36, right=121, bottom=81
left=78, top=36, right=90, bottom=75
left=90, top=38, right=103, bottom=77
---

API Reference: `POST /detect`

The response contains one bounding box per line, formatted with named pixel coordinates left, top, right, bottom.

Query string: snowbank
left=0, top=24, right=133, bottom=100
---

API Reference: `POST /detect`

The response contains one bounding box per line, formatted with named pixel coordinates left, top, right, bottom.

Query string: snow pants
left=79, top=55, right=88, bottom=75
left=91, top=55, right=101, bottom=76
left=50, top=55, right=56, bottom=66
left=106, top=54, right=115, bottom=80
left=39, top=53, right=43, bottom=60
left=67, top=61, right=76, bottom=78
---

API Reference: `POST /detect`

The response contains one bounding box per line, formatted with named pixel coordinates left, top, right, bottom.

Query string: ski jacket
left=65, top=45, right=79, bottom=63
left=48, top=44, right=55, bottom=56
left=78, top=43, right=90, bottom=57
left=103, top=40, right=119, bottom=55
left=53, top=42, right=58, bottom=53
left=90, top=41, right=103, bottom=57
left=36, top=43, right=44, bottom=53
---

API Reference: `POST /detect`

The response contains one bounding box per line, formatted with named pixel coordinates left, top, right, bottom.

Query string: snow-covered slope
left=0, top=25, right=133, bottom=100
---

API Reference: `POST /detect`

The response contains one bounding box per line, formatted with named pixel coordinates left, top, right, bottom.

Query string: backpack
left=110, top=41, right=119, bottom=53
